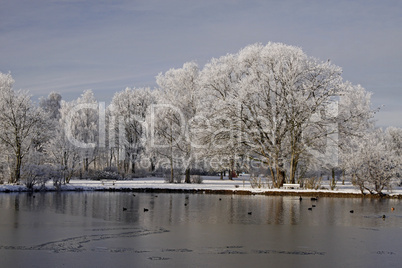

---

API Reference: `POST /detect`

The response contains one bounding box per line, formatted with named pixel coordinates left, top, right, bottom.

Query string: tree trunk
left=12, top=154, right=22, bottom=184
left=150, top=158, right=155, bottom=172
left=276, top=163, right=286, bottom=187
left=289, top=152, right=299, bottom=184
left=131, top=160, right=136, bottom=174
left=228, top=159, right=234, bottom=180
left=84, top=158, right=89, bottom=172
left=269, top=168, right=276, bottom=187
left=228, top=169, right=233, bottom=180
left=342, top=169, right=345, bottom=185
left=185, top=168, right=191, bottom=183
left=169, top=156, right=174, bottom=183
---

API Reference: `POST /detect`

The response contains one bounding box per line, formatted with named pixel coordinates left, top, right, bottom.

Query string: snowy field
left=1, top=176, right=401, bottom=197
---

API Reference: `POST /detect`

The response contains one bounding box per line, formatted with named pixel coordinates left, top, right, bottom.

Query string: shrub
left=130, top=169, right=152, bottom=179
left=304, top=177, right=322, bottom=190
left=190, top=175, right=203, bottom=184
left=174, top=173, right=183, bottom=183
left=249, top=176, right=266, bottom=189
left=164, top=170, right=182, bottom=183
left=103, top=166, right=118, bottom=173
left=92, top=170, right=122, bottom=181
left=21, top=164, right=54, bottom=190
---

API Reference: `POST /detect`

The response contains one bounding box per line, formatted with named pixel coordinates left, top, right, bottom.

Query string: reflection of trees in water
left=274, top=198, right=284, bottom=225
left=264, top=197, right=301, bottom=225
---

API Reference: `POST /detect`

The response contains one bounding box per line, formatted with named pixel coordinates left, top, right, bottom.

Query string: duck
left=299, top=196, right=303, bottom=201
left=122, top=207, right=127, bottom=211
left=350, top=210, right=354, bottom=213
left=143, top=208, right=149, bottom=212
left=308, top=208, right=312, bottom=211
left=248, top=212, right=252, bottom=215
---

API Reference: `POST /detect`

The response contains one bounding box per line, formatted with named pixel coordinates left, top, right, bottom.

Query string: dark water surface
left=0, top=192, right=401, bottom=267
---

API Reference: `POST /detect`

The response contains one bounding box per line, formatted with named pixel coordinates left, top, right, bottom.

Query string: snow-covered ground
left=1, top=176, right=401, bottom=197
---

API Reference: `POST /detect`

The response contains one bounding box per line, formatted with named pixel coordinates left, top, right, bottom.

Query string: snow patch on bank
left=0, top=176, right=401, bottom=197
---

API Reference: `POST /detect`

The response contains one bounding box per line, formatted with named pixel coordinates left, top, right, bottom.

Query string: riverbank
left=1, top=176, right=401, bottom=199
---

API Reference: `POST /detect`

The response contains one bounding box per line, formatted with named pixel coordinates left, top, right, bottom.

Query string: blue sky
left=1, top=0, right=401, bottom=127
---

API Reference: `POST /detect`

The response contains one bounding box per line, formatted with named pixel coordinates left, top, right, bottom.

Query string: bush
left=21, top=164, right=54, bottom=190
left=190, top=175, right=203, bottom=184
left=130, top=169, right=152, bottom=179
left=164, top=170, right=183, bottom=183
left=174, top=173, right=183, bottom=183
left=103, top=166, right=118, bottom=173
left=92, top=170, right=122, bottom=181
left=303, top=177, right=322, bottom=190
left=249, top=176, right=266, bottom=189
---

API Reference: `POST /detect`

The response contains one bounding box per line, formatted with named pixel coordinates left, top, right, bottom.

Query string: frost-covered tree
left=0, top=73, right=50, bottom=183
left=150, top=62, right=200, bottom=183
left=109, top=87, right=155, bottom=174
left=234, top=43, right=347, bottom=186
left=41, top=91, right=80, bottom=183
left=46, top=126, right=80, bottom=184
left=59, top=90, right=99, bottom=175
left=198, top=43, right=373, bottom=187
left=197, top=54, right=244, bottom=179
left=343, top=128, right=401, bottom=195
left=39, top=91, right=62, bottom=120
left=385, top=127, right=402, bottom=158
left=385, top=127, right=402, bottom=184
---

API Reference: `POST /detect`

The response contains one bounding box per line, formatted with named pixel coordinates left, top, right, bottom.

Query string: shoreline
left=1, top=184, right=401, bottom=199
left=92, top=188, right=402, bottom=199
left=1, top=176, right=401, bottom=199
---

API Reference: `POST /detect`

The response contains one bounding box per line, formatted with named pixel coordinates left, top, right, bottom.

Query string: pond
left=0, top=192, right=400, bottom=267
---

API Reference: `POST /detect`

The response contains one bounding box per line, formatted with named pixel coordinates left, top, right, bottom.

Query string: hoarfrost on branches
left=342, top=128, right=401, bottom=195
left=0, top=42, right=397, bottom=193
